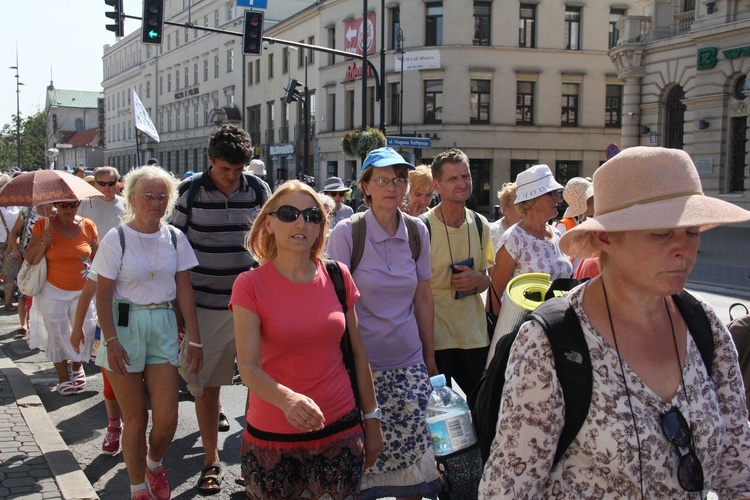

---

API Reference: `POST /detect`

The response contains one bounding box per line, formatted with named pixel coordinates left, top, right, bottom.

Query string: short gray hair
left=122, top=166, right=177, bottom=223
left=94, top=166, right=120, bottom=182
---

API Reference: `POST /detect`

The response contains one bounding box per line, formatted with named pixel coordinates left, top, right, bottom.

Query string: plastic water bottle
left=91, top=326, right=101, bottom=360
left=427, top=374, right=483, bottom=499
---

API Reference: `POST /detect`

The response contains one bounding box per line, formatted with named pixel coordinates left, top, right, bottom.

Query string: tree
left=0, top=111, right=47, bottom=171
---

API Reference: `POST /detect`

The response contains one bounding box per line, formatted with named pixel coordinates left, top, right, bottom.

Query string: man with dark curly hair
left=171, top=124, right=271, bottom=494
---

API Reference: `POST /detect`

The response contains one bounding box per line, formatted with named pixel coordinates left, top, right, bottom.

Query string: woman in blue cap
left=328, top=147, right=443, bottom=499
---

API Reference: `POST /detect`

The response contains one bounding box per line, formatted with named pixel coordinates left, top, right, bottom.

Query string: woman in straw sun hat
left=479, top=147, right=750, bottom=499
left=555, top=176, right=594, bottom=235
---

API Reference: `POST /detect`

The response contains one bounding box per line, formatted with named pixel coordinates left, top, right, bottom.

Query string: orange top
left=558, top=217, right=577, bottom=232
left=32, top=217, right=97, bottom=291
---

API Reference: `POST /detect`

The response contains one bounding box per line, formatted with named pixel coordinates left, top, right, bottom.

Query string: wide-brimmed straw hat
left=559, top=146, right=750, bottom=258
left=515, top=164, right=564, bottom=204
left=562, top=177, right=594, bottom=219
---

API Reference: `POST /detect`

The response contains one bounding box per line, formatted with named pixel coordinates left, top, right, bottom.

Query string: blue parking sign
left=237, top=0, right=267, bottom=8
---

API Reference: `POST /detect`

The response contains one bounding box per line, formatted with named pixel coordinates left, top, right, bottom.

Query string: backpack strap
left=402, top=213, right=421, bottom=263
left=184, top=172, right=203, bottom=231
left=324, top=259, right=348, bottom=313
left=672, top=290, right=714, bottom=376
left=349, top=212, right=367, bottom=274
left=418, top=213, right=430, bottom=237
left=529, top=297, right=592, bottom=465
left=166, top=225, right=177, bottom=249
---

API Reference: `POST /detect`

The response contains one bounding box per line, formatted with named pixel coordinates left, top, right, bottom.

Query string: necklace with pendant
left=135, top=227, right=160, bottom=279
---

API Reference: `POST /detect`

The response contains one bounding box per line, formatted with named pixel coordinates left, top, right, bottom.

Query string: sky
left=0, top=0, right=143, bottom=127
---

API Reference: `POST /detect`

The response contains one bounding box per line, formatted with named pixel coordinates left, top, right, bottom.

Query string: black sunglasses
left=660, top=406, right=704, bottom=492
left=97, top=180, right=117, bottom=187
left=270, top=205, right=324, bottom=224
left=54, top=201, right=81, bottom=209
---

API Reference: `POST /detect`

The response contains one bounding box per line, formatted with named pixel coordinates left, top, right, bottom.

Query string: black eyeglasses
left=97, top=180, right=117, bottom=187
left=54, top=201, right=81, bottom=209
left=660, top=406, right=704, bottom=492
left=270, top=205, right=324, bottom=224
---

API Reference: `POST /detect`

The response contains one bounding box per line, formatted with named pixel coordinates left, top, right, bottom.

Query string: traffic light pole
left=304, top=56, right=310, bottom=177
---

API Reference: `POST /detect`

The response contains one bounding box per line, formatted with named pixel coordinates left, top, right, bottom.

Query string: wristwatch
left=362, top=408, right=382, bottom=420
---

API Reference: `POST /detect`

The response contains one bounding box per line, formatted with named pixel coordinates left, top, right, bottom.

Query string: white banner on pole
left=132, top=87, right=160, bottom=142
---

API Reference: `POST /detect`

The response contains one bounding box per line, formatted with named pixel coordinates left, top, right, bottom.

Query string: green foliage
left=0, top=111, right=47, bottom=171
left=340, top=127, right=386, bottom=160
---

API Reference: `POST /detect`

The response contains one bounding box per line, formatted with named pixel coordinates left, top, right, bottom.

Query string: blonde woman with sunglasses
left=231, top=180, right=382, bottom=498
left=24, top=199, right=99, bottom=396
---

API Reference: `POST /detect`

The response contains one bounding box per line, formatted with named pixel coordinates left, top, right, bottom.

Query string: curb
left=0, top=351, right=99, bottom=500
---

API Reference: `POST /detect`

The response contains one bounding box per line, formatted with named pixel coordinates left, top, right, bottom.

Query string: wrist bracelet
left=188, top=341, right=203, bottom=348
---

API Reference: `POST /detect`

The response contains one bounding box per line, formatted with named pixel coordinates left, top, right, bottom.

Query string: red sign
left=344, top=12, right=377, bottom=57
left=344, top=62, right=374, bottom=82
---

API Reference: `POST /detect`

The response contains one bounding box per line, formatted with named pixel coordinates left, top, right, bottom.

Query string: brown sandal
left=197, top=463, right=222, bottom=495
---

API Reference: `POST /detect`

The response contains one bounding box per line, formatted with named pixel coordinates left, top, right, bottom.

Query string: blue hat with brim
left=362, top=147, right=415, bottom=171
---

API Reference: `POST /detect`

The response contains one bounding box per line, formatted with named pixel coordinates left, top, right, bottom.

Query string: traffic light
left=283, top=79, right=302, bottom=104
left=242, top=11, right=265, bottom=56
left=104, top=0, right=124, bottom=38
left=142, top=0, right=165, bottom=45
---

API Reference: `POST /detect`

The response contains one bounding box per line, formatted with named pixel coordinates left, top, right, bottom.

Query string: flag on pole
left=132, top=87, right=160, bottom=142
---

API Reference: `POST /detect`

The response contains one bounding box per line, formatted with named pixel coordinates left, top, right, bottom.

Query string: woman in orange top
left=24, top=200, right=98, bottom=395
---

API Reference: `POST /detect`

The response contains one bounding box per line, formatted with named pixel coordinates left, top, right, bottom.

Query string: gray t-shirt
left=78, top=196, right=126, bottom=237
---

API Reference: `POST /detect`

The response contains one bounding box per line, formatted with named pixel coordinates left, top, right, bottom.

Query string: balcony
left=264, top=128, right=275, bottom=145
left=294, top=122, right=316, bottom=141
left=279, top=125, right=289, bottom=143
left=675, top=11, right=694, bottom=33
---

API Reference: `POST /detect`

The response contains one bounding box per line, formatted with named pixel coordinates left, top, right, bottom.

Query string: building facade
left=610, top=0, right=750, bottom=209
left=101, top=0, right=314, bottom=175
left=45, top=86, right=104, bottom=168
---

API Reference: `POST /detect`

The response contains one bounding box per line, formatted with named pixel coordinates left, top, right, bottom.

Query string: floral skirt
left=241, top=409, right=364, bottom=499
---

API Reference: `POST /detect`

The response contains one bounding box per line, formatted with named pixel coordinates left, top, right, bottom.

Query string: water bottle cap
left=430, top=374, right=446, bottom=387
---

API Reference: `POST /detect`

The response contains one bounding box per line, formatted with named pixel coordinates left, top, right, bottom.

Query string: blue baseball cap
left=362, top=147, right=415, bottom=171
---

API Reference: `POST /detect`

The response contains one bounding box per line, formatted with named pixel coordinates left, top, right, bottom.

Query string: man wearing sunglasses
left=171, top=124, right=271, bottom=494
left=320, top=176, right=353, bottom=229
left=78, top=167, right=126, bottom=239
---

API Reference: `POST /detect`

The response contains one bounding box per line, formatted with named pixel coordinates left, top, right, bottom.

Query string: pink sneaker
left=131, top=489, right=153, bottom=500
left=145, top=465, right=170, bottom=500
left=102, top=426, right=122, bottom=455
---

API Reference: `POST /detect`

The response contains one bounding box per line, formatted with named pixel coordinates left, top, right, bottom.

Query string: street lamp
left=396, top=28, right=405, bottom=136
left=9, top=49, right=24, bottom=171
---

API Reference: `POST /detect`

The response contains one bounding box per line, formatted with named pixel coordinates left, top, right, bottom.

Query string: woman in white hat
left=486, top=164, right=573, bottom=363
left=479, top=147, right=750, bottom=498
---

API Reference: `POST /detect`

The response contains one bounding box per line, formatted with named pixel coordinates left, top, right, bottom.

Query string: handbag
left=3, top=255, right=23, bottom=280
left=17, top=218, right=49, bottom=296
left=486, top=283, right=501, bottom=341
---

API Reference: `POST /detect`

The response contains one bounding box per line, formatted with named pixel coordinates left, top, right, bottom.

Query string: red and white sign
left=344, top=12, right=377, bottom=57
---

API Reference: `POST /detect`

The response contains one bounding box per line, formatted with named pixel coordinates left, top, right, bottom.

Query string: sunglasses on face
left=660, top=406, right=704, bottom=492
left=270, top=205, right=324, bottom=224
left=325, top=191, right=346, bottom=197
left=54, top=201, right=81, bottom=209
left=97, top=180, right=117, bottom=187
left=372, top=177, right=407, bottom=188
left=138, top=193, right=169, bottom=202
left=546, top=191, right=563, bottom=201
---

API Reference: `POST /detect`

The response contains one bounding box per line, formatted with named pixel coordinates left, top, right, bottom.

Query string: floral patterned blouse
left=479, top=284, right=750, bottom=499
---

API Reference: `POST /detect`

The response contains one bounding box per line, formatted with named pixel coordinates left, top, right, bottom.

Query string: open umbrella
left=0, top=170, right=104, bottom=207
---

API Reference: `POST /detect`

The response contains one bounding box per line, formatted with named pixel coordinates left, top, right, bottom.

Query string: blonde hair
left=408, top=165, right=433, bottom=194
left=122, top=165, right=178, bottom=223
left=246, top=180, right=329, bottom=264
left=497, top=182, right=517, bottom=207
left=515, top=197, right=537, bottom=216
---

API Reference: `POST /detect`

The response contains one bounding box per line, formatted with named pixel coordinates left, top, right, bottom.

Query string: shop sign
left=697, top=45, right=750, bottom=70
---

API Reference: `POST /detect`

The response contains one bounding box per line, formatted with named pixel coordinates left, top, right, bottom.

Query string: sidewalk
left=0, top=324, right=98, bottom=500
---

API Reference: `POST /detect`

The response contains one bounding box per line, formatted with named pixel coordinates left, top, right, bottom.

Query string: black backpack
left=468, top=289, right=715, bottom=466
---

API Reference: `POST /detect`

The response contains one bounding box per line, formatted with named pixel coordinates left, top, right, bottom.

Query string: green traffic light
left=148, top=30, right=159, bottom=39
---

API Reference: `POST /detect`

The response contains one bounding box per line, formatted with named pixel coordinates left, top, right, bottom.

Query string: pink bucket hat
left=559, top=146, right=750, bottom=259
left=562, top=177, right=594, bottom=219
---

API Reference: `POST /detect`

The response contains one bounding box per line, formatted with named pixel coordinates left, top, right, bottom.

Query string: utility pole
left=303, top=55, right=310, bottom=177
left=361, top=0, right=368, bottom=131
left=9, top=47, right=23, bottom=170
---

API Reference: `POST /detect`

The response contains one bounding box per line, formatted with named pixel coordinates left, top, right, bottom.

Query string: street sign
left=387, top=136, right=432, bottom=148
left=605, top=143, right=619, bottom=160
left=237, top=0, right=267, bottom=8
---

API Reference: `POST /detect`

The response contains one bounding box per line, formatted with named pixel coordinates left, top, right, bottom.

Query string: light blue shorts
left=95, top=303, right=178, bottom=373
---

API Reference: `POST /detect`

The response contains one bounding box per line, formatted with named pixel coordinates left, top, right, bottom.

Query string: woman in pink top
left=231, top=180, right=382, bottom=498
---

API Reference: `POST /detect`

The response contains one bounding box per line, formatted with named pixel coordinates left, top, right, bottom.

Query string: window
left=308, top=37, right=315, bottom=64
left=561, top=83, right=579, bottom=127
left=214, top=55, right=219, bottom=78
left=282, top=48, right=289, bottom=74
left=345, top=90, right=355, bottom=130
left=204, top=60, right=208, bottom=81
left=470, top=80, right=490, bottom=124
left=254, top=60, right=260, bottom=83
left=146, top=80, right=151, bottom=99
left=664, top=86, right=686, bottom=149
left=519, top=4, right=536, bottom=48
left=298, top=41, right=305, bottom=67
left=734, top=75, right=749, bottom=100
left=473, top=2, right=491, bottom=46
left=268, top=53, right=274, bottom=78
left=227, top=49, right=234, bottom=72
left=204, top=102, right=209, bottom=125
left=609, top=9, right=625, bottom=49
left=510, top=159, right=536, bottom=182
left=555, top=161, right=581, bottom=185
left=184, top=67, right=188, bottom=88
left=565, top=7, right=581, bottom=50
left=424, top=79, right=443, bottom=124
left=167, top=109, right=172, bottom=132
left=248, top=62, right=254, bottom=85
left=516, top=81, right=535, bottom=125
left=249, top=105, right=261, bottom=140
left=167, top=73, right=172, bottom=92
left=193, top=64, right=198, bottom=86
left=605, top=85, right=623, bottom=127
left=194, top=104, right=198, bottom=129
left=159, top=76, right=163, bottom=95
left=327, top=92, right=337, bottom=132
left=684, top=0, right=696, bottom=11
left=390, top=82, right=401, bottom=127
left=176, top=107, right=180, bottom=131
left=176, top=30, right=180, bottom=47
left=425, top=3, right=443, bottom=46
left=175, top=70, right=180, bottom=91
left=214, top=10, right=219, bottom=27
left=390, top=7, right=400, bottom=50
left=185, top=105, right=189, bottom=129
left=327, top=27, right=336, bottom=66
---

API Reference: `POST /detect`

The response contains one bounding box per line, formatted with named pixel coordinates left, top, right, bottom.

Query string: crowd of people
left=2, top=125, right=749, bottom=499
